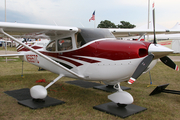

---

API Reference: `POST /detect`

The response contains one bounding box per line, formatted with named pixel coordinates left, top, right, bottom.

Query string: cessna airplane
left=0, top=12, right=179, bottom=107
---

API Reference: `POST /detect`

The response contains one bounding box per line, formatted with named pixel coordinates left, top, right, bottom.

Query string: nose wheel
left=113, top=82, right=122, bottom=92
left=108, top=83, right=134, bottom=106
left=30, top=85, right=47, bottom=99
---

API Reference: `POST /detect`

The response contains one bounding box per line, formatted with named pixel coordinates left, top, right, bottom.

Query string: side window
left=46, top=40, right=56, bottom=51
left=58, top=37, right=72, bottom=51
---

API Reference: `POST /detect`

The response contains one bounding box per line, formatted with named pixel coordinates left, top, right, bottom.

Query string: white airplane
left=0, top=12, right=179, bottom=107
left=0, top=39, right=13, bottom=47
left=119, top=22, right=180, bottom=41
left=20, top=38, right=50, bottom=47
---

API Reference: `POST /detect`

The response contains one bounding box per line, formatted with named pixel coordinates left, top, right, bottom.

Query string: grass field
left=0, top=57, right=180, bottom=120
left=0, top=46, right=17, bottom=51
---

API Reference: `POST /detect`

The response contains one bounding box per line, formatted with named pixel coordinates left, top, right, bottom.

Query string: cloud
left=0, top=0, right=180, bottom=28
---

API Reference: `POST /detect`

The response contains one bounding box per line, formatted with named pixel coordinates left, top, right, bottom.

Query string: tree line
left=97, top=20, right=136, bottom=28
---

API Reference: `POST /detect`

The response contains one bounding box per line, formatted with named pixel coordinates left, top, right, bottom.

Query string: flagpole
left=147, top=0, right=150, bottom=41
left=94, top=20, right=96, bottom=28
left=5, top=0, right=7, bottom=63
left=94, top=10, right=95, bottom=28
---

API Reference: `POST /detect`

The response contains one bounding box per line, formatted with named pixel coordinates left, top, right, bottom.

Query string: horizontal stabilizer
left=0, top=54, right=24, bottom=57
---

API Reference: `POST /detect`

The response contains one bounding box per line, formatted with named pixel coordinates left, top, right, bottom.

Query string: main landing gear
left=30, top=74, right=64, bottom=100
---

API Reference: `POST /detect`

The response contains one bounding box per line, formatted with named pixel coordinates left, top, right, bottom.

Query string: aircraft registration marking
left=26, top=55, right=39, bottom=63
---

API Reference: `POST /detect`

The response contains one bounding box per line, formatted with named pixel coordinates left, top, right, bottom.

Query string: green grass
left=0, top=58, right=180, bottom=120
left=169, top=53, right=180, bottom=56
left=0, top=46, right=17, bottom=51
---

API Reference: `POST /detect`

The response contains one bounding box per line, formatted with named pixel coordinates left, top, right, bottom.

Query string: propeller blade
left=152, top=7, right=157, bottom=44
left=128, top=54, right=154, bottom=84
left=160, top=56, right=179, bottom=71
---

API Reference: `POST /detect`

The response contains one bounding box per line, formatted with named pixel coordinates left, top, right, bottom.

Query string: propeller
left=128, top=54, right=154, bottom=84
left=151, top=7, right=178, bottom=71
left=160, top=56, right=179, bottom=71
left=128, top=6, right=179, bottom=84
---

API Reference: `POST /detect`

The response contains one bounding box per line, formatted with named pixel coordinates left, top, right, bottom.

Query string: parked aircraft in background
left=0, top=39, right=13, bottom=47
left=120, top=22, right=180, bottom=41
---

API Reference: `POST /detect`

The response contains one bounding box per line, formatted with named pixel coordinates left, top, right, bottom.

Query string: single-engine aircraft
left=0, top=12, right=179, bottom=107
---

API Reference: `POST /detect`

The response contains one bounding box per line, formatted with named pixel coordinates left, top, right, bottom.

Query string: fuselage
left=16, top=28, right=173, bottom=85
left=18, top=38, right=153, bottom=84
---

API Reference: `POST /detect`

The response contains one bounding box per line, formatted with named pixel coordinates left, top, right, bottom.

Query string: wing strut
left=137, top=33, right=146, bottom=41
left=0, top=28, right=84, bottom=79
left=45, top=74, right=64, bottom=89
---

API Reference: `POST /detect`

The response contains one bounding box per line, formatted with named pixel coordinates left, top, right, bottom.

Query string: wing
left=109, top=28, right=180, bottom=38
left=0, top=22, right=79, bottom=39
left=0, top=22, right=84, bottom=79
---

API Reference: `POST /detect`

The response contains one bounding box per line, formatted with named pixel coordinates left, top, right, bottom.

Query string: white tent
left=135, top=22, right=168, bottom=30
left=171, top=22, right=180, bottom=53
left=172, top=40, right=180, bottom=53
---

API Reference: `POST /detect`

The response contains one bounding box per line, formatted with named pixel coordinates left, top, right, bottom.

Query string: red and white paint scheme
left=0, top=22, right=179, bottom=106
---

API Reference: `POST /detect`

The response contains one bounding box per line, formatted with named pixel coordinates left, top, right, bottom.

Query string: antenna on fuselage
left=53, top=20, right=58, bottom=26
left=79, top=22, right=85, bottom=28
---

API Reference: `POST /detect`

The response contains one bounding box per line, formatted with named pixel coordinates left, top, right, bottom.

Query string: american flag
left=89, top=11, right=95, bottom=22
left=152, top=2, right=155, bottom=8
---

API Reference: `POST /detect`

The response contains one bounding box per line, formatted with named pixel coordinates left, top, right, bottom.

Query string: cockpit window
left=76, top=33, right=86, bottom=48
left=46, top=40, right=55, bottom=51
left=57, top=37, right=72, bottom=51
left=80, top=28, right=115, bottom=42
left=76, top=28, right=115, bottom=47
left=46, top=37, right=72, bottom=51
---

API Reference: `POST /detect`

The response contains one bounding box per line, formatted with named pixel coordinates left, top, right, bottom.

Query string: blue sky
left=0, top=0, right=180, bottom=28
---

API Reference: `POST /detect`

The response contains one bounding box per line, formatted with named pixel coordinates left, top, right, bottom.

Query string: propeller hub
left=148, top=44, right=173, bottom=59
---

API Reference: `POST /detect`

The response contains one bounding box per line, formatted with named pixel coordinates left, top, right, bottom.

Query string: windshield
left=79, top=28, right=115, bottom=43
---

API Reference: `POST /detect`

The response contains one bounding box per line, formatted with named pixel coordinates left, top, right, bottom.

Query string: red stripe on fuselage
left=57, top=56, right=83, bottom=66
left=17, top=39, right=151, bottom=67
left=18, top=46, right=43, bottom=52
left=40, top=52, right=84, bottom=67
left=85, top=39, right=150, bottom=60
left=40, top=52, right=101, bottom=67
left=17, top=45, right=24, bottom=52
left=62, top=39, right=150, bottom=61
left=67, top=55, right=100, bottom=63
left=40, top=39, right=150, bottom=67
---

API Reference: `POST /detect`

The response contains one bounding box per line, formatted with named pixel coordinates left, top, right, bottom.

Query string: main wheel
left=30, top=85, right=47, bottom=99
left=33, top=98, right=45, bottom=103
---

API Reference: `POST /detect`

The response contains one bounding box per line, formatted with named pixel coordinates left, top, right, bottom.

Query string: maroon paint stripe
left=39, top=40, right=151, bottom=66
left=18, top=46, right=43, bottom=52
left=17, top=45, right=24, bottom=52
left=32, top=46, right=43, bottom=49
left=58, top=56, right=83, bottom=66
left=65, top=55, right=100, bottom=63
left=40, top=52, right=83, bottom=67
left=18, top=40, right=151, bottom=67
